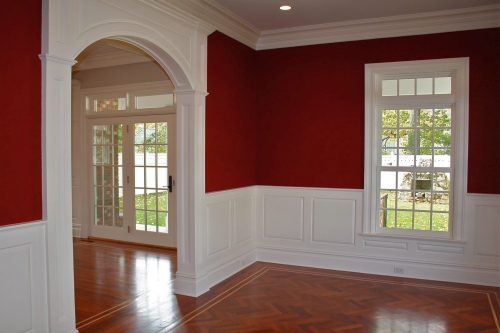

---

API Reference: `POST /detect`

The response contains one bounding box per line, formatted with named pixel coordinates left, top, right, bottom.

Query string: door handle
left=162, top=176, right=173, bottom=192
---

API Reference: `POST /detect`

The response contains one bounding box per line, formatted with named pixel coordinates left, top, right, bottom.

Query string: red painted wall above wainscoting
left=254, top=28, right=500, bottom=194
left=206, top=31, right=258, bottom=193
left=0, top=0, right=42, bottom=225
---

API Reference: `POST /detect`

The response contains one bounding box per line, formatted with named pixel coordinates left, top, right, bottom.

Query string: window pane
left=135, top=167, right=144, bottom=188
left=399, top=79, right=415, bottom=95
left=382, top=80, right=397, bottom=96
left=434, top=109, right=451, bottom=127
left=398, top=172, right=412, bottom=190
left=157, top=167, right=168, bottom=189
left=398, top=151, right=415, bottom=167
left=136, top=210, right=145, bottom=226
left=95, top=207, right=103, bottom=226
left=433, top=193, right=449, bottom=211
left=415, top=173, right=432, bottom=191
left=158, top=212, right=168, bottom=233
left=381, top=191, right=396, bottom=209
left=415, top=195, right=431, bottom=210
left=135, top=124, right=145, bottom=144
left=381, top=153, right=396, bottom=166
left=146, top=191, right=157, bottom=210
left=95, top=98, right=126, bottom=112
left=432, top=213, right=449, bottom=231
left=416, top=78, right=433, bottom=95
left=396, top=210, right=413, bottom=229
left=157, top=123, right=168, bottom=144
left=382, top=110, right=397, bottom=128
left=135, top=146, right=145, bottom=166
left=418, top=109, right=433, bottom=127
left=414, top=212, right=431, bottom=230
left=146, top=167, right=156, bottom=188
left=435, top=77, right=451, bottom=94
left=399, top=110, right=413, bottom=128
left=135, top=189, right=145, bottom=209
left=136, top=94, right=174, bottom=109
left=418, top=129, right=433, bottom=148
left=380, top=171, right=396, bottom=189
left=115, top=208, right=123, bottom=228
left=385, top=210, right=396, bottom=228
left=433, top=172, right=451, bottom=191
left=158, top=191, right=168, bottom=211
left=398, top=129, right=414, bottom=151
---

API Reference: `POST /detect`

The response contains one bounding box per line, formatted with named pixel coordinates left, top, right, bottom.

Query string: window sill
left=359, top=233, right=467, bottom=244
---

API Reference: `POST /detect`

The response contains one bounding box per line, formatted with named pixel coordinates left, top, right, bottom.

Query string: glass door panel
left=134, top=122, right=169, bottom=234
left=92, top=124, right=123, bottom=228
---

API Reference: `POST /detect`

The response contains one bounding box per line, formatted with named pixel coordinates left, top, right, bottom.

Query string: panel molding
left=417, top=243, right=464, bottom=255
left=311, top=198, right=355, bottom=246
left=364, top=240, right=408, bottom=250
left=0, top=222, right=49, bottom=333
left=263, top=195, right=304, bottom=241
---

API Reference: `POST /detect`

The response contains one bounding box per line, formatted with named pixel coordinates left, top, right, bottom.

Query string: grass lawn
left=132, top=191, right=168, bottom=226
left=383, top=195, right=448, bottom=231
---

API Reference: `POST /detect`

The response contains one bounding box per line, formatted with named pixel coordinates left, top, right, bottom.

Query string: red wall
left=0, top=1, right=42, bottom=225
left=255, top=28, right=500, bottom=194
left=206, top=31, right=258, bottom=192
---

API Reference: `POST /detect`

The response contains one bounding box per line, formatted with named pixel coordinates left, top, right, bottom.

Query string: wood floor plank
left=74, top=239, right=500, bottom=332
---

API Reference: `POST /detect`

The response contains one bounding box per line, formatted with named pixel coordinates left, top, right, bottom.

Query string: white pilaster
left=40, top=54, right=78, bottom=333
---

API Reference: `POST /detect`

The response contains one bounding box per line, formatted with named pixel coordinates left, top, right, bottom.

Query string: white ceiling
left=211, top=0, right=499, bottom=31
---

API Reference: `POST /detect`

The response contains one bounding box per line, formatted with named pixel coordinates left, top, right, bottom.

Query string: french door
left=87, top=114, right=176, bottom=248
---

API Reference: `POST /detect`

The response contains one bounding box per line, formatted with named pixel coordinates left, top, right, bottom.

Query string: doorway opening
left=71, top=39, right=177, bottom=248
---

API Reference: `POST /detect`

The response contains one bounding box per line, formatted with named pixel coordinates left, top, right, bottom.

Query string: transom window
left=364, top=58, right=468, bottom=239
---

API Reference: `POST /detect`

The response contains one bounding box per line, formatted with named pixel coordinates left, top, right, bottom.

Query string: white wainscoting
left=203, top=187, right=257, bottom=291
left=255, top=186, right=500, bottom=287
left=0, top=222, right=49, bottom=333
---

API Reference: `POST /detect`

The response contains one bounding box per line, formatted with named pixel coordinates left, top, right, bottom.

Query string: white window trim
left=363, top=58, right=469, bottom=240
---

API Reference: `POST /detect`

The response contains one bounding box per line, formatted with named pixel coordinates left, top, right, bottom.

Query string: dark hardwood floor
left=74, top=239, right=500, bottom=332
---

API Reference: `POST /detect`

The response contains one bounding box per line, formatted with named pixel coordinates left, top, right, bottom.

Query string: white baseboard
left=257, top=246, right=500, bottom=287
left=72, top=226, right=82, bottom=238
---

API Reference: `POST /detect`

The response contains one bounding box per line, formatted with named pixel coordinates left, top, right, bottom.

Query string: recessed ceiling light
left=280, top=5, right=291, bottom=10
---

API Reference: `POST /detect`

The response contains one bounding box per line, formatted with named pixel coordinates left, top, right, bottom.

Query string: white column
left=174, top=90, right=209, bottom=296
left=40, top=54, right=78, bottom=333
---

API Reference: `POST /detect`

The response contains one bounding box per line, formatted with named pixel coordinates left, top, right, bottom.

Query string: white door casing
left=40, top=0, right=214, bottom=331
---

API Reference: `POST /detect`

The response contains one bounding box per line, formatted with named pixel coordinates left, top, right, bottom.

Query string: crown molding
left=156, top=0, right=260, bottom=49
left=256, top=5, right=500, bottom=50
left=73, top=50, right=153, bottom=71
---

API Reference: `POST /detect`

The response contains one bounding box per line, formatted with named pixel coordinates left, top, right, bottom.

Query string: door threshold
left=86, top=236, right=177, bottom=251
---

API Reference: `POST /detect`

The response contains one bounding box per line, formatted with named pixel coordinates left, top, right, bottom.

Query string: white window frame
left=364, top=58, right=469, bottom=240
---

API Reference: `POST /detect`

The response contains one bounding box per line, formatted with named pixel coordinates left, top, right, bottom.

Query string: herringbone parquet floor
left=74, top=239, right=500, bottom=332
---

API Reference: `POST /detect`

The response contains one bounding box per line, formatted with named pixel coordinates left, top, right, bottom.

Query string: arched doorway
left=72, top=39, right=178, bottom=247
left=41, top=5, right=213, bottom=330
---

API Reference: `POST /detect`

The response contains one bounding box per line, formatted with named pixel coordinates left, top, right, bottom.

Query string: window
left=364, top=58, right=468, bottom=239
left=84, top=82, right=175, bottom=117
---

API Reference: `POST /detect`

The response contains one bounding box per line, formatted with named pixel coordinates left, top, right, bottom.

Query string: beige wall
left=73, top=61, right=170, bottom=88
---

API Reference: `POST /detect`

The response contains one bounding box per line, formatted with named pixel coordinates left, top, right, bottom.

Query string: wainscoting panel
left=256, top=187, right=500, bottom=287
left=0, top=222, right=49, bottom=333
left=207, top=201, right=231, bottom=256
left=234, top=196, right=253, bottom=245
left=204, top=187, right=256, bottom=292
left=312, top=198, right=355, bottom=245
left=263, top=196, right=304, bottom=240
left=475, top=205, right=500, bottom=257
